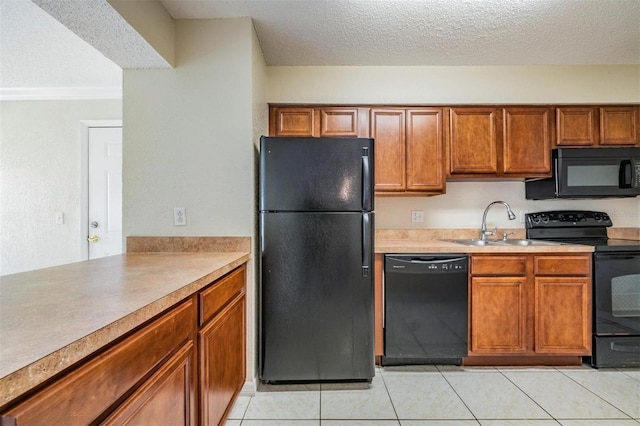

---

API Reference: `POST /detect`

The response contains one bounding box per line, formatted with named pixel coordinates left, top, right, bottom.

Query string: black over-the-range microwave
left=525, top=147, right=640, bottom=199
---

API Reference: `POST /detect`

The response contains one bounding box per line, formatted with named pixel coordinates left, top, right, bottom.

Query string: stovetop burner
left=525, top=210, right=640, bottom=252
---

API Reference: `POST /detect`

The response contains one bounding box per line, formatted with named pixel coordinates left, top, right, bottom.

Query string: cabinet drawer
left=534, top=255, right=591, bottom=276
left=199, top=265, right=246, bottom=326
left=3, top=299, right=195, bottom=425
left=471, top=256, right=527, bottom=276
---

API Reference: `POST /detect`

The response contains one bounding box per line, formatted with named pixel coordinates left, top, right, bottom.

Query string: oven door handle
left=611, top=342, right=640, bottom=353
left=595, top=254, right=639, bottom=261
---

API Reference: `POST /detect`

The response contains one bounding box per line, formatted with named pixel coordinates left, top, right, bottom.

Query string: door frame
left=80, top=120, right=123, bottom=260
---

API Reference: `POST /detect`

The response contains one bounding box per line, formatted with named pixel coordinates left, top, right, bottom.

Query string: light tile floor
left=225, top=364, right=640, bottom=425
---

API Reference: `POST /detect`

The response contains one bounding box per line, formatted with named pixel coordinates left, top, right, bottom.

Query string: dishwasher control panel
left=385, top=254, right=468, bottom=274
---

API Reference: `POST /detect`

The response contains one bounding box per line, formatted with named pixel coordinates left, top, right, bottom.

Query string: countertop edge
left=0, top=252, right=250, bottom=409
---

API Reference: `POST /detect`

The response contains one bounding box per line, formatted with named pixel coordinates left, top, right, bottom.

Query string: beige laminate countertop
left=0, top=251, right=250, bottom=407
left=375, top=239, right=594, bottom=253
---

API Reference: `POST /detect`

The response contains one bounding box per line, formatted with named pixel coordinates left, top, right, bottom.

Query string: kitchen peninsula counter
left=0, top=246, right=250, bottom=409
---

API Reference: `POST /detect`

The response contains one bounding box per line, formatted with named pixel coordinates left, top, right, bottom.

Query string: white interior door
left=88, top=126, right=123, bottom=259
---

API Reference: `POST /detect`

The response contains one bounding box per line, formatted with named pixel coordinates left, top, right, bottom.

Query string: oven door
left=593, top=252, right=640, bottom=336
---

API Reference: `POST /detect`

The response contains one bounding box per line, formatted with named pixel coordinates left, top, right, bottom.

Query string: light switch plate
left=411, top=210, right=424, bottom=223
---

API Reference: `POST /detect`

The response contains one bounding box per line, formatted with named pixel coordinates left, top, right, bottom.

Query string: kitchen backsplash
left=376, top=181, right=640, bottom=229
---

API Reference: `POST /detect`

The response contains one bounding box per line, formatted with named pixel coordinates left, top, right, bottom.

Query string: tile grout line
left=554, top=366, right=637, bottom=420
left=435, top=365, right=480, bottom=423
left=377, top=368, right=402, bottom=424
left=495, top=367, right=558, bottom=422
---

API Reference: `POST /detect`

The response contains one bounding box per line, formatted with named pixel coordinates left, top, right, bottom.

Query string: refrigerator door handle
left=362, top=213, right=370, bottom=277
left=362, top=147, right=371, bottom=211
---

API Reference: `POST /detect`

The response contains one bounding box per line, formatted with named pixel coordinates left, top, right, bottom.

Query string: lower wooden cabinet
left=103, top=342, right=196, bottom=426
left=1, top=265, right=247, bottom=426
left=468, top=254, right=591, bottom=360
left=200, top=294, right=246, bottom=426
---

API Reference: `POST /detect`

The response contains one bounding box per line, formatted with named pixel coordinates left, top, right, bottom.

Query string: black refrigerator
left=259, top=136, right=375, bottom=383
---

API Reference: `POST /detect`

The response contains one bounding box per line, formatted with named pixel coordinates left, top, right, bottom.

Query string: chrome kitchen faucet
left=480, top=201, right=516, bottom=241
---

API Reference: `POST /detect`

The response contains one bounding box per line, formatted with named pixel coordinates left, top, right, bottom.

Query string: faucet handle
left=481, top=227, right=497, bottom=239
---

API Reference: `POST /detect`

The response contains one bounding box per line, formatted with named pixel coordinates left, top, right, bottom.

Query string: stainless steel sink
left=443, top=238, right=562, bottom=247
left=442, top=239, right=492, bottom=246
left=493, top=239, right=562, bottom=246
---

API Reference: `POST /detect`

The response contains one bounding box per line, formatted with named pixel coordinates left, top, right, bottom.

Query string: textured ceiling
left=0, top=0, right=122, bottom=87
left=1, top=0, right=639, bottom=91
left=161, top=0, right=640, bottom=66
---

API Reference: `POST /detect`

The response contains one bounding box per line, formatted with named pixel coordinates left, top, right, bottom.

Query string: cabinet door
left=470, top=277, right=527, bottom=354
left=535, top=277, right=591, bottom=354
left=102, top=342, right=196, bottom=425
left=320, top=107, right=369, bottom=137
left=270, top=107, right=317, bottom=136
left=406, top=108, right=445, bottom=193
left=503, top=107, right=551, bottom=175
left=556, top=107, right=597, bottom=146
left=371, top=109, right=406, bottom=192
left=449, top=108, right=499, bottom=175
left=600, top=106, right=639, bottom=146
left=200, top=295, right=246, bottom=426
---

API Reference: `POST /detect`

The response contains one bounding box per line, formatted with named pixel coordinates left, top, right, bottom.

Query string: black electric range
left=526, top=210, right=640, bottom=368
left=525, top=210, right=640, bottom=252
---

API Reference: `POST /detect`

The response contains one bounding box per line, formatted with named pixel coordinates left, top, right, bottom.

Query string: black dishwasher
left=383, top=254, right=468, bottom=366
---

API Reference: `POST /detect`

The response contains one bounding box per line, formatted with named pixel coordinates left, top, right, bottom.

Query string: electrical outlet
left=54, top=211, right=64, bottom=225
left=411, top=210, right=424, bottom=223
left=174, top=207, right=186, bottom=226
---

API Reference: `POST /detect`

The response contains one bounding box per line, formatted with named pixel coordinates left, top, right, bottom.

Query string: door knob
left=88, top=235, right=100, bottom=243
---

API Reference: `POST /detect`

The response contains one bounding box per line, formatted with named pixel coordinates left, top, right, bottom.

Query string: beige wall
left=0, top=100, right=122, bottom=276
left=123, top=18, right=266, bottom=382
left=266, top=65, right=640, bottom=229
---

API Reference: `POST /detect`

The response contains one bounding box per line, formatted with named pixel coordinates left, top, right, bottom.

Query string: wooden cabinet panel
left=270, top=107, right=316, bottom=136
left=200, top=295, right=246, bottom=426
left=102, top=342, right=196, bottom=426
left=3, top=300, right=195, bottom=425
left=371, top=109, right=406, bottom=192
left=556, top=107, right=597, bottom=146
left=406, top=108, right=444, bottom=192
left=468, top=254, right=592, bottom=361
left=600, top=106, right=639, bottom=146
left=449, top=108, right=499, bottom=175
left=320, top=108, right=362, bottom=137
left=470, top=277, right=527, bottom=354
left=535, top=277, right=591, bottom=354
left=502, top=107, right=551, bottom=175
left=471, top=255, right=527, bottom=276
left=534, top=255, right=591, bottom=276
left=200, top=265, right=246, bottom=326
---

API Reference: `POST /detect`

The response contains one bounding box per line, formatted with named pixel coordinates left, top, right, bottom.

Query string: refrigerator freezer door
left=260, top=136, right=374, bottom=212
left=260, top=211, right=374, bottom=382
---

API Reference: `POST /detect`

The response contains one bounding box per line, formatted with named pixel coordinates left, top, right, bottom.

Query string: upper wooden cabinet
left=502, top=107, right=552, bottom=175
left=270, top=107, right=316, bottom=136
left=371, top=109, right=406, bottom=192
left=556, top=106, right=639, bottom=147
left=448, top=107, right=551, bottom=177
left=269, top=106, right=369, bottom=137
left=371, top=107, right=445, bottom=194
left=600, top=106, right=639, bottom=146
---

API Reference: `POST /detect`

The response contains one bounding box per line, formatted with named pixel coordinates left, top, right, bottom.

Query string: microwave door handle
left=619, top=159, right=634, bottom=189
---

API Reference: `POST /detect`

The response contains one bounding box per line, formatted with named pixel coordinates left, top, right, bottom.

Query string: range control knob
left=531, top=215, right=540, bottom=224
left=540, top=214, right=549, bottom=223
left=594, top=214, right=602, bottom=221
